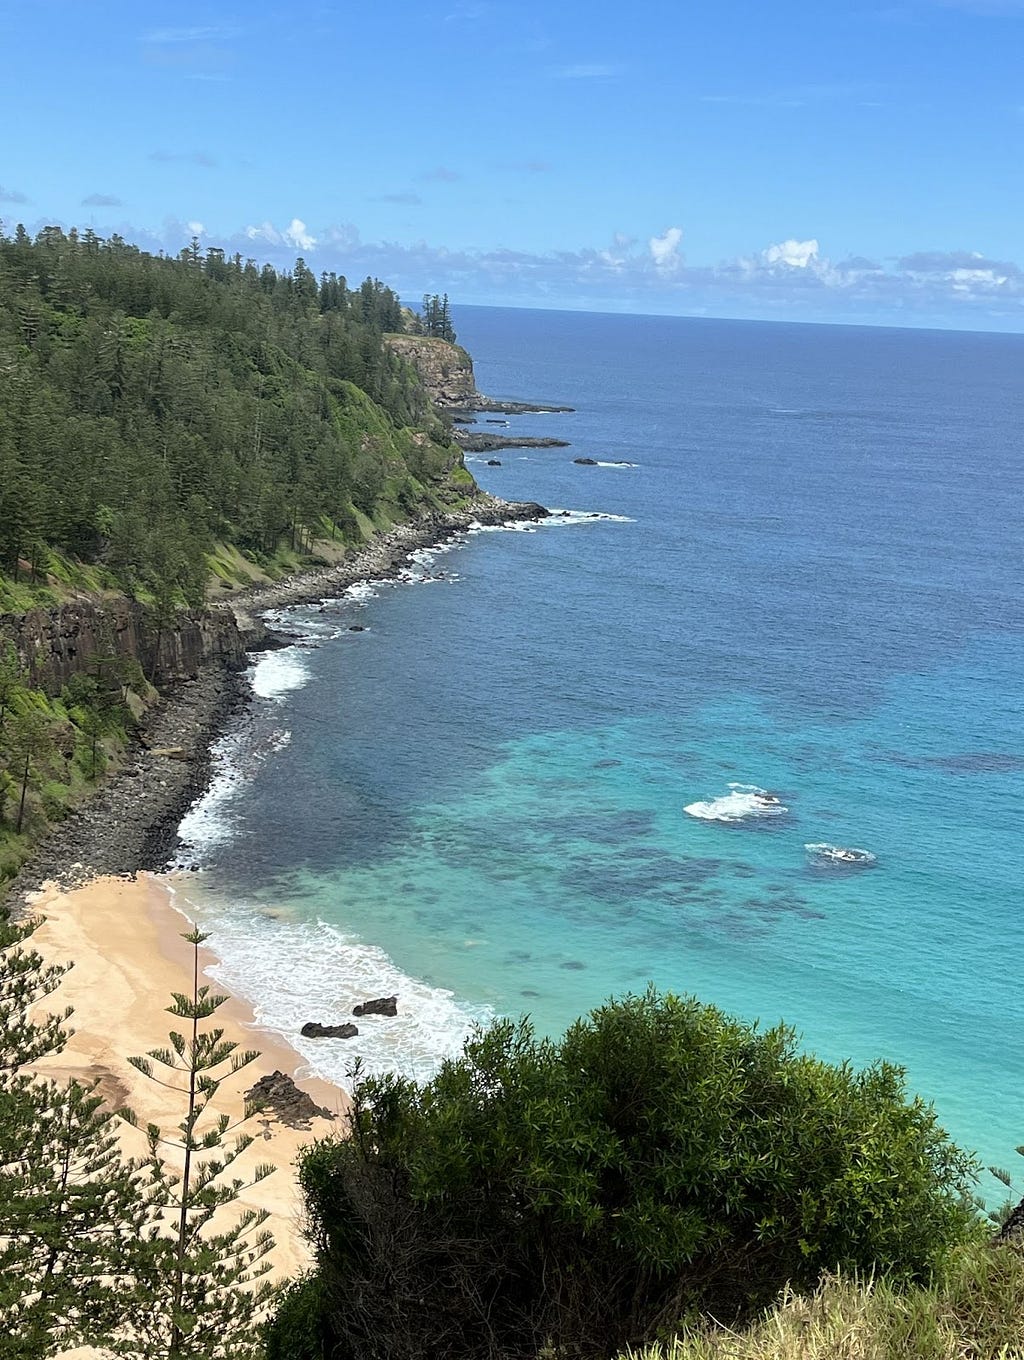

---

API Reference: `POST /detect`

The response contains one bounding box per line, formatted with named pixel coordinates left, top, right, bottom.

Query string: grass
left=621, top=1242, right=1024, bottom=1360
left=0, top=553, right=121, bottom=613
left=0, top=686, right=138, bottom=900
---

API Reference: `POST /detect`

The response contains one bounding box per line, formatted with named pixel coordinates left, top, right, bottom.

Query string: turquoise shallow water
left=176, top=307, right=1024, bottom=1190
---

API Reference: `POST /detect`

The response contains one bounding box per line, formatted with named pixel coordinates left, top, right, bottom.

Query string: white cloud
left=551, top=63, right=617, bottom=79
left=143, top=25, right=235, bottom=43
left=762, top=238, right=819, bottom=269
left=285, top=218, right=316, bottom=250
left=244, top=217, right=317, bottom=251
left=187, top=219, right=206, bottom=236
left=649, top=226, right=683, bottom=272
left=97, top=215, right=1024, bottom=327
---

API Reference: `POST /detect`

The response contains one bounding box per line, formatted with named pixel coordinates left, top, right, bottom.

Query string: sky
left=2, top=0, right=1024, bottom=329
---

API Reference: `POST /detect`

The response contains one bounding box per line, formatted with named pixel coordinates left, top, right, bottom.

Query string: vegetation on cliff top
left=269, top=988, right=980, bottom=1360
left=0, top=225, right=468, bottom=610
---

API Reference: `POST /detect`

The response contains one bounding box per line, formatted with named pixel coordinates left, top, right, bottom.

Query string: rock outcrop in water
left=352, top=995, right=398, bottom=1017
left=301, top=1021, right=359, bottom=1040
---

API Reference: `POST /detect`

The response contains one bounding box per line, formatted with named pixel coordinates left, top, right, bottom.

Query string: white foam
left=594, top=461, right=639, bottom=468
left=539, top=509, right=635, bottom=525
left=344, top=580, right=378, bottom=603
left=175, top=733, right=245, bottom=856
left=684, top=783, right=789, bottom=823
left=468, top=509, right=634, bottom=534
left=175, top=891, right=491, bottom=1088
left=251, top=647, right=311, bottom=700
left=805, top=842, right=876, bottom=866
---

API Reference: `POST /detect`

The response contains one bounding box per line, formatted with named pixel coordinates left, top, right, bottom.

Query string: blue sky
left=2, top=0, right=1023, bottom=328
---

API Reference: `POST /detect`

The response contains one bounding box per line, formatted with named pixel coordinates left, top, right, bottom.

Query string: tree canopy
left=274, top=989, right=978, bottom=1360
left=0, top=225, right=462, bottom=603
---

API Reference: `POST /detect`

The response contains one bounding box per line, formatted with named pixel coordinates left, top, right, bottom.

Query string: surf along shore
left=11, top=493, right=548, bottom=1280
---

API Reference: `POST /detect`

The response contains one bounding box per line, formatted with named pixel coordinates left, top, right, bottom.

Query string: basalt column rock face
left=0, top=598, right=262, bottom=693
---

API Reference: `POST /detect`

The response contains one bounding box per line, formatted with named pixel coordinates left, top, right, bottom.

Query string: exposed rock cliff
left=385, top=335, right=478, bottom=408
left=386, top=334, right=574, bottom=416
left=0, top=599, right=260, bottom=695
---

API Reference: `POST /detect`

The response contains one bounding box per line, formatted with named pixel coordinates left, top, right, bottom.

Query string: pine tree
left=0, top=918, right=151, bottom=1354
left=0, top=641, right=22, bottom=735
left=118, top=927, right=278, bottom=1360
left=6, top=706, right=54, bottom=832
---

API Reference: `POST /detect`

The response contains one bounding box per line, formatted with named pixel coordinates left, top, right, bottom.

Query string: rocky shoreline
left=10, top=494, right=547, bottom=907
left=453, top=432, right=570, bottom=454
left=229, top=493, right=547, bottom=614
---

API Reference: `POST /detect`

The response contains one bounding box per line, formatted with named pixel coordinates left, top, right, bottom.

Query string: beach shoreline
left=27, top=871, right=346, bottom=1280
left=9, top=494, right=546, bottom=907
left=7, top=496, right=550, bottom=1277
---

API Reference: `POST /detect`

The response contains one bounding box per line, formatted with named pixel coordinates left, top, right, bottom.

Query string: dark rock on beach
left=245, top=1070, right=336, bottom=1127
left=352, top=995, right=398, bottom=1018
left=301, top=1021, right=359, bottom=1039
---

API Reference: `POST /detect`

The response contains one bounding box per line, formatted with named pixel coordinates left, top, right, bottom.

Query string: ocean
left=174, top=306, right=1024, bottom=1189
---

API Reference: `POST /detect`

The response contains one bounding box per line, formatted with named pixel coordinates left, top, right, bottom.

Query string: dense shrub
left=274, top=989, right=977, bottom=1360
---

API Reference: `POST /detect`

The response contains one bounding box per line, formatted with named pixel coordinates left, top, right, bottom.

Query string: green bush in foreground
left=276, top=988, right=978, bottom=1360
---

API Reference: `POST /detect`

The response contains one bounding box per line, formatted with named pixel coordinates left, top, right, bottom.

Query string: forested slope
left=0, top=225, right=469, bottom=608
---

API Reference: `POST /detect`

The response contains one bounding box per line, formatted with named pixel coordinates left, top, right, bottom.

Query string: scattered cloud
left=761, top=238, right=820, bottom=269
left=141, top=24, right=237, bottom=77
left=82, top=193, right=123, bottom=207
left=244, top=217, right=317, bottom=251
left=375, top=192, right=423, bottom=205
left=897, top=248, right=1022, bottom=277
left=444, top=2, right=489, bottom=19
left=0, top=185, right=28, bottom=203
left=187, top=220, right=206, bottom=236
left=498, top=159, right=553, bottom=173
left=649, top=226, right=683, bottom=273
left=550, top=63, right=618, bottom=79
left=142, top=25, right=237, bottom=43
left=73, top=214, right=1024, bottom=327
left=149, top=150, right=218, bottom=168
left=420, top=167, right=461, bottom=183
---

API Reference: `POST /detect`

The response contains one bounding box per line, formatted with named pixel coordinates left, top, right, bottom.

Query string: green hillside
left=0, top=225, right=468, bottom=608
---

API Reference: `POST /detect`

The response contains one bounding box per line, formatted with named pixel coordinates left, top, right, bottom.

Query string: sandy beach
left=26, top=872, right=348, bottom=1282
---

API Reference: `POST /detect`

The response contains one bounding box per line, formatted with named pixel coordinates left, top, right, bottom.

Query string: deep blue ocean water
left=176, top=306, right=1024, bottom=1187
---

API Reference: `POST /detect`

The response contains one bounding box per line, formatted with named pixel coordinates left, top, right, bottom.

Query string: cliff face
left=0, top=599, right=261, bottom=694
left=385, top=335, right=478, bottom=408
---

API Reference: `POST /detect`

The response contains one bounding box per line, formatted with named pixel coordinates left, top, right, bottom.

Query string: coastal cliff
left=385, top=334, right=478, bottom=407
left=0, top=597, right=260, bottom=694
